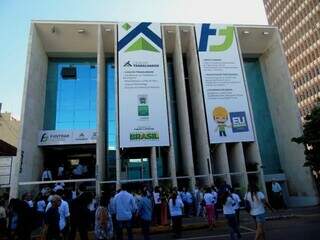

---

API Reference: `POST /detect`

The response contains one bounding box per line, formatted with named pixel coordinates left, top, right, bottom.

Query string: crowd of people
left=0, top=180, right=275, bottom=240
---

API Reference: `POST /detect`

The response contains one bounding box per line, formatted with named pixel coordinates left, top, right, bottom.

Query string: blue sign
left=230, top=112, right=249, bottom=132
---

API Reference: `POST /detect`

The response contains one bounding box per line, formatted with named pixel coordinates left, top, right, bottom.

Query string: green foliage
left=291, top=103, right=320, bottom=171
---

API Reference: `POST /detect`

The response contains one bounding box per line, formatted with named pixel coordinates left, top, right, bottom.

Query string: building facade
left=0, top=109, right=20, bottom=147
left=263, top=0, right=320, bottom=119
left=13, top=21, right=319, bottom=206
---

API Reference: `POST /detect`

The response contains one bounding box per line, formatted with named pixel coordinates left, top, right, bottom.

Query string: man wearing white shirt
left=230, top=189, right=241, bottom=224
left=271, top=179, right=286, bottom=209
left=46, top=189, right=70, bottom=239
left=42, top=168, right=53, bottom=181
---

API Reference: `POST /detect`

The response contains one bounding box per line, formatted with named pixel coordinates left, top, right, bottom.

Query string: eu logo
left=230, top=112, right=249, bottom=133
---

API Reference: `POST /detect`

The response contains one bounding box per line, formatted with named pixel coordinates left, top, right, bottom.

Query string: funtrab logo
left=230, top=112, right=249, bottom=133
left=198, top=24, right=234, bottom=52
left=118, top=22, right=162, bottom=52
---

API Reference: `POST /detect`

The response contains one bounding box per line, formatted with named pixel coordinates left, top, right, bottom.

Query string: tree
left=292, top=102, right=320, bottom=187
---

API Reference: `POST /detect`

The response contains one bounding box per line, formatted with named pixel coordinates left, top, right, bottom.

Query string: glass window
left=44, top=59, right=97, bottom=130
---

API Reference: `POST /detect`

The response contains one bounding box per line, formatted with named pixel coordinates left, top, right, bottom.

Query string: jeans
left=117, top=220, right=133, bottom=240
left=141, top=219, right=151, bottom=240
left=171, top=216, right=182, bottom=238
left=225, top=214, right=241, bottom=240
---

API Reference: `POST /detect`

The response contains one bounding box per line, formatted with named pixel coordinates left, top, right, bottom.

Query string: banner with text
left=195, top=24, right=254, bottom=143
left=38, top=130, right=97, bottom=146
left=118, top=22, right=169, bottom=147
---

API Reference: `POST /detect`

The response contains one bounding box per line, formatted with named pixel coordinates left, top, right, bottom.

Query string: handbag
left=244, top=193, right=251, bottom=213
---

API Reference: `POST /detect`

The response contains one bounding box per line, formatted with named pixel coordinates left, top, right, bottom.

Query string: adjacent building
left=263, top=0, right=320, bottom=119
left=12, top=21, right=319, bottom=207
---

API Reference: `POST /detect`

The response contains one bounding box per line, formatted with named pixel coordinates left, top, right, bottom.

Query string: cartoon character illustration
left=212, top=107, right=230, bottom=137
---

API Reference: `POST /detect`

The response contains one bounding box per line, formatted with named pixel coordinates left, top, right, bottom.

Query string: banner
left=118, top=22, right=169, bottom=147
left=38, top=130, right=97, bottom=146
left=195, top=24, right=254, bottom=143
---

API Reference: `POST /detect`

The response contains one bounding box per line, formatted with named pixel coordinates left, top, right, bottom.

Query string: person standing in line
left=114, top=185, right=137, bottom=240
left=43, top=195, right=62, bottom=240
left=153, top=186, right=162, bottom=225
left=230, top=189, right=241, bottom=225
left=271, top=179, right=286, bottom=209
left=46, top=189, right=70, bottom=240
left=57, top=163, right=65, bottom=180
left=203, top=187, right=216, bottom=229
left=194, top=186, right=204, bottom=217
left=160, top=188, right=168, bottom=225
left=211, top=186, right=218, bottom=220
left=35, top=194, right=47, bottom=227
left=245, top=185, right=273, bottom=240
left=108, top=191, right=117, bottom=239
left=69, top=192, right=93, bottom=240
left=95, top=201, right=113, bottom=240
left=221, top=191, right=241, bottom=240
left=0, top=200, right=7, bottom=236
left=138, top=190, right=153, bottom=240
left=42, top=167, right=53, bottom=181
left=169, top=192, right=184, bottom=239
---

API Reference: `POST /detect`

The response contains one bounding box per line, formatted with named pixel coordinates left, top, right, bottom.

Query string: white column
left=114, top=24, right=121, bottom=190
left=151, top=147, right=158, bottom=187
left=173, top=26, right=195, bottom=190
left=96, top=25, right=106, bottom=196
left=213, top=144, right=231, bottom=185
left=244, top=142, right=266, bottom=194
left=162, top=26, right=177, bottom=188
left=184, top=26, right=212, bottom=186
left=227, top=143, right=248, bottom=191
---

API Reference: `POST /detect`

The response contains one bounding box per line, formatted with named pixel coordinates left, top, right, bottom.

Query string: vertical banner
left=118, top=22, right=170, bottom=148
left=195, top=24, right=254, bottom=143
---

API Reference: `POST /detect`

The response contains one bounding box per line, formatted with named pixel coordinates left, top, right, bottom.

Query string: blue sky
left=0, top=0, right=267, bottom=119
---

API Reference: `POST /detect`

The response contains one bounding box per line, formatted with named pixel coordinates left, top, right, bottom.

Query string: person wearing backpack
left=244, top=185, right=273, bottom=240
left=221, top=191, right=241, bottom=240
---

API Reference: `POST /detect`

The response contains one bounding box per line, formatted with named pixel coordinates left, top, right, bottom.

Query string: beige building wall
left=0, top=112, right=20, bottom=147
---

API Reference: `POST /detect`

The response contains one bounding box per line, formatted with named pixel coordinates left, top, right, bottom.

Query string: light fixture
left=77, top=29, right=86, bottom=34
left=105, top=28, right=112, bottom=32
left=167, top=30, right=174, bottom=34
left=242, top=30, right=250, bottom=34
left=182, top=29, right=189, bottom=33
left=262, top=31, right=270, bottom=35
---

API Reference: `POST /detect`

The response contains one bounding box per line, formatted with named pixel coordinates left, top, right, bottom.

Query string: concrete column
left=161, top=26, right=177, bottom=188
left=227, top=143, right=248, bottom=191
left=17, top=23, right=47, bottom=187
left=213, top=144, right=231, bottom=185
left=9, top=157, right=18, bottom=199
left=244, top=142, right=266, bottom=194
left=151, top=147, right=158, bottom=187
left=96, top=25, right=106, bottom=196
left=173, top=26, right=195, bottom=190
left=114, top=24, right=121, bottom=190
left=183, top=26, right=212, bottom=186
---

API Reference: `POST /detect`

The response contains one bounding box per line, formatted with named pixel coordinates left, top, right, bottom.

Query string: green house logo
left=118, top=22, right=162, bottom=52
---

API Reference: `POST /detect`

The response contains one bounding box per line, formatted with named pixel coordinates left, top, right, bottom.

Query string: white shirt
left=73, top=164, right=83, bottom=176
left=42, top=170, right=52, bottom=181
left=53, top=183, right=64, bottom=192
left=204, top=193, right=214, bottom=205
left=245, top=192, right=266, bottom=216
left=231, top=193, right=241, bottom=210
left=223, top=196, right=236, bottom=215
left=88, top=198, right=97, bottom=211
left=46, top=199, right=70, bottom=230
left=58, top=166, right=64, bottom=177
left=153, top=192, right=161, bottom=204
left=36, top=200, right=46, bottom=212
left=272, top=182, right=282, bottom=193
left=0, top=206, right=6, bottom=219
left=169, top=198, right=184, bottom=217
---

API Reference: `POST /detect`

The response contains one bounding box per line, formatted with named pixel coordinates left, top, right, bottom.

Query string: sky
left=0, top=0, right=267, bottom=119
